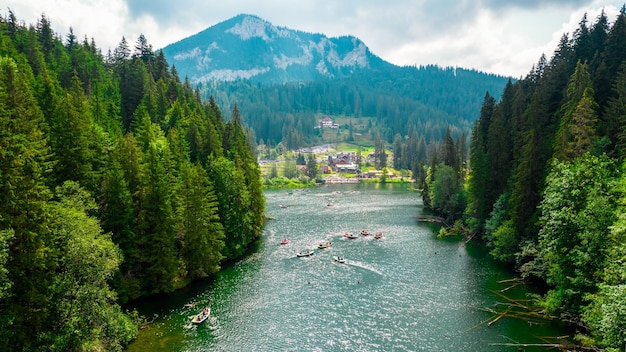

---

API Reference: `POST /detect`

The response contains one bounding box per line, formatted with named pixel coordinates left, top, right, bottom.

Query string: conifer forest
left=0, top=12, right=264, bottom=350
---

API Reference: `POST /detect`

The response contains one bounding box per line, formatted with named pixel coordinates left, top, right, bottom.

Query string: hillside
left=162, top=14, right=511, bottom=151
left=162, top=14, right=391, bottom=84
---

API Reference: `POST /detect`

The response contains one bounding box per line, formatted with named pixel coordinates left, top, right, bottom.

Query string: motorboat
left=280, top=238, right=290, bottom=245
left=333, top=256, right=346, bottom=264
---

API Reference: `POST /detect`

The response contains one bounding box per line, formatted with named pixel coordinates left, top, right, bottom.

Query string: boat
left=279, top=204, right=287, bottom=208
left=333, top=256, right=346, bottom=263
left=318, top=241, right=332, bottom=249
left=360, top=229, right=370, bottom=236
left=280, top=238, right=290, bottom=245
left=191, top=307, right=210, bottom=324
left=344, top=232, right=357, bottom=239
left=374, top=232, right=384, bottom=239
left=296, top=249, right=314, bottom=257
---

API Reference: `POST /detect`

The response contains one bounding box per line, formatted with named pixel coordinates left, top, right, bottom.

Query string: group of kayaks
left=283, top=230, right=384, bottom=262
left=188, top=230, right=382, bottom=325
left=344, top=230, right=384, bottom=239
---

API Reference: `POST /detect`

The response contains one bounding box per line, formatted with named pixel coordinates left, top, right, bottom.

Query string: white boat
left=191, top=307, right=210, bottom=324
left=333, top=256, right=346, bottom=263
left=296, top=249, right=314, bottom=257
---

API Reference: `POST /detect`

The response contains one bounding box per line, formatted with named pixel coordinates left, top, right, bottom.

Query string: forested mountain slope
left=163, top=14, right=511, bottom=150
left=424, top=8, right=626, bottom=350
left=0, top=12, right=264, bottom=351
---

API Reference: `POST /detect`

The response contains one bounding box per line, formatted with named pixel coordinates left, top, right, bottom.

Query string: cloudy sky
left=4, top=0, right=623, bottom=78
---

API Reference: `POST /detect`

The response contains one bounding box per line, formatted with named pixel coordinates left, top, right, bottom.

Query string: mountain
left=162, top=14, right=392, bottom=84
left=161, top=14, right=511, bottom=152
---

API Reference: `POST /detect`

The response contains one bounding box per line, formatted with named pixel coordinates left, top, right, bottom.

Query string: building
left=317, top=116, right=339, bottom=129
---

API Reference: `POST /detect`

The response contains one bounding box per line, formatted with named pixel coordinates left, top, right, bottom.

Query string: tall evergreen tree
left=554, top=61, right=598, bottom=161
left=485, top=80, right=514, bottom=211
left=176, top=160, right=225, bottom=279
left=0, top=56, right=55, bottom=348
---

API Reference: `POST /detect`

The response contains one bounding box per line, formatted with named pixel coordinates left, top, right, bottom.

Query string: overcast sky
left=4, top=0, right=624, bottom=78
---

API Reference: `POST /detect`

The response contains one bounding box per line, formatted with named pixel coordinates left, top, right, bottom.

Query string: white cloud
left=4, top=0, right=625, bottom=77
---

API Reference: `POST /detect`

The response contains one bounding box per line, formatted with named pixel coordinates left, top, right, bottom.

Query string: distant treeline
left=199, top=65, right=510, bottom=150
left=0, top=11, right=264, bottom=351
left=422, top=8, right=626, bottom=350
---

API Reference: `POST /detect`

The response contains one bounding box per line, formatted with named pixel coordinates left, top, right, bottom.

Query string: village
left=257, top=116, right=408, bottom=186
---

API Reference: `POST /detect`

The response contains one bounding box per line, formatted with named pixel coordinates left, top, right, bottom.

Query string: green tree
left=42, top=181, right=136, bottom=351
left=0, top=56, right=56, bottom=349
left=134, top=135, right=178, bottom=296
left=176, top=160, right=225, bottom=279
left=466, top=92, right=494, bottom=232
left=307, top=153, right=318, bottom=179
left=49, top=73, right=102, bottom=191
left=0, top=229, right=13, bottom=300
left=206, top=155, right=251, bottom=259
left=392, top=133, right=403, bottom=169
left=553, top=61, right=598, bottom=161
left=99, top=155, right=136, bottom=303
left=374, top=132, right=387, bottom=169
left=529, top=154, right=618, bottom=314
left=428, top=163, right=465, bottom=221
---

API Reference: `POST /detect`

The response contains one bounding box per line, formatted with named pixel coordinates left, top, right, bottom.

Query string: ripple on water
left=127, top=184, right=572, bottom=352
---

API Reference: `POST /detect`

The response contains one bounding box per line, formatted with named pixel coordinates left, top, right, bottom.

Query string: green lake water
left=126, top=183, right=570, bottom=351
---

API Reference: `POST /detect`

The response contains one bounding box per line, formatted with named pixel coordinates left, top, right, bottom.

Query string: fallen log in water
left=417, top=215, right=448, bottom=226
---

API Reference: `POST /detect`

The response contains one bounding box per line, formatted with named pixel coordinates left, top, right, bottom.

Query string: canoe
left=191, top=307, right=210, bottom=324
left=318, top=241, right=332, bottom=249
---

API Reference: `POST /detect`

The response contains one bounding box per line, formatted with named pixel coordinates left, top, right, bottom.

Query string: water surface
left=127, top=183, right=569, bottom=351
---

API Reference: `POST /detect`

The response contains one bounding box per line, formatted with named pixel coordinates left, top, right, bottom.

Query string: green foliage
left=459, top=10, right=626, bottom=349
left=553, top=61, right=598, bottom=161
left=175, top=160, right=225, bottom=279
left=530, top=154, right=619, bottom=314
left=42, top=181, right=137, bottom=351
left=0, top=229, right=13, bottom=299
left=206, top=155, right=252, bottom=259
left=582, top=284, right=626, bottom=350
left=488, top=220, right=517, bottom=263
left=306, top=153, right=318, bottom=179
left=0, top=12, right=265, bottom=350
left=426, top=163, right=466, bottom=221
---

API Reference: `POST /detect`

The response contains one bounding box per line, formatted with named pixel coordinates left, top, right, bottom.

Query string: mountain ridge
left=162, top=14, right=392, bottom=84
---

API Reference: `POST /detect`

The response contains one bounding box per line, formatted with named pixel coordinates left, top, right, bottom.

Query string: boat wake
left=344, top=260, right=382, bottom=276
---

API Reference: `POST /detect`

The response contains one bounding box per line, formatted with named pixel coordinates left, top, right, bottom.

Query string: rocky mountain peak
left=162, top=14, right=389, bottom=84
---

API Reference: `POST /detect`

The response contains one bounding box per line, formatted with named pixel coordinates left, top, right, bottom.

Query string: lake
left=126, top=183, right=570, bottom=351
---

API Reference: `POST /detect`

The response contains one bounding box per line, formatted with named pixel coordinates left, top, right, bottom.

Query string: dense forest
left=200, top=65, right=509, bottom=151
left=421, top=8, right=626, bottom=350
left=0, top=11, right=264, bottom=351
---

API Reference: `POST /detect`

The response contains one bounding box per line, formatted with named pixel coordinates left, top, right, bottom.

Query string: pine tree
left=0, top=56, right=55, bottom=348
left=554, top=61, right=598, bottom=161
left=176, top=160, right=224, bottom=279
